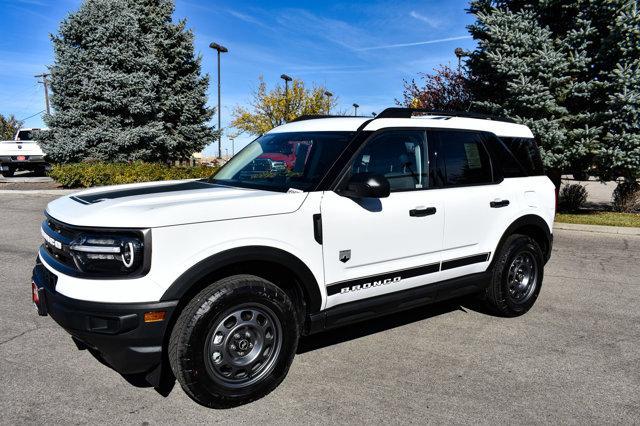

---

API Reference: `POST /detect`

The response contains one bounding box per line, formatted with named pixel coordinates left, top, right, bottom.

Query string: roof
left=266, top=114, right=533, bottom=138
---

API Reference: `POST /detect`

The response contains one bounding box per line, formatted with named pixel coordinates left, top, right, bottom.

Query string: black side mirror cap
left=339, top=173, right=391, bottom=198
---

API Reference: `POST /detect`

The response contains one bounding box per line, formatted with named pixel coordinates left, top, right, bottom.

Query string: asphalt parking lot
left=1, top=193, right=639, bottom=424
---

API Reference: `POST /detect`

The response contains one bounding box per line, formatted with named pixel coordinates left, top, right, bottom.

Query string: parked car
left=32, top=108, right=555, bottom=408
left=0, top=128, right=50, bottom=177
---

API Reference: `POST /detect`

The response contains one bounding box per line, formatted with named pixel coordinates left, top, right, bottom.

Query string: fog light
left=144, top=311, right=166, bottom=323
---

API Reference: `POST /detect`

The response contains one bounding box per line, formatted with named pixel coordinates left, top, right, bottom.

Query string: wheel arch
left=492, top=214, right=553, bottom=266
left=160, top=245, right=323, bottom=315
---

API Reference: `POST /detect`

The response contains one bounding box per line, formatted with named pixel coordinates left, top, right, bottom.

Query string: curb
left=0, top=189, right=77, bottom=195
left=554, top=222, right=640, bottom=236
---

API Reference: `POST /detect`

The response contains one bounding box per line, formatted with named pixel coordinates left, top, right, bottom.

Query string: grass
left=556, top=211, right=640, bottom=228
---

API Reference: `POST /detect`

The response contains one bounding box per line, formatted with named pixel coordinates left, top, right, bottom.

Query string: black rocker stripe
left=326, top=252, right=491, bottom=296
left=441, top=253, right=491, bottom=270
left=72, top=180, right=219, bottom=204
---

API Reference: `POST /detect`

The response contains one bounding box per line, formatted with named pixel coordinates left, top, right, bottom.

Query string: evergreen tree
left=41, top=0, right=214, bottom=163
left=598, top=1, right=640, bottom=180
left=466, top=0, right=639, bottom=181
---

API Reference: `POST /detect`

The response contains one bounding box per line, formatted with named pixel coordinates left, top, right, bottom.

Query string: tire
left=483, top=234, right=544, bottom=317
left=169, top=274, right=299, bottom=408
left=1, top=167, right=14, bottom=177
left=34, top=165, right=47, bottom=176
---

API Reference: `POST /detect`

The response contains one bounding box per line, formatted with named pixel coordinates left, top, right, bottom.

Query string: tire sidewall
left=178, top=280, right=298, bottom=405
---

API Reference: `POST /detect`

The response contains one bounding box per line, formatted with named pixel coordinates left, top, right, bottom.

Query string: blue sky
left=0, top=0, right=476, bottom=155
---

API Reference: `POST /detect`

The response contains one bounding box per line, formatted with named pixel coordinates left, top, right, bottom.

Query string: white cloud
left=409, top=11, right=441, bottom=28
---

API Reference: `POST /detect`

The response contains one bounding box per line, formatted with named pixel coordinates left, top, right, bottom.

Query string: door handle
left=409, top=207, right=437, bottom=217
left=490, top=200, right=510, bottom=208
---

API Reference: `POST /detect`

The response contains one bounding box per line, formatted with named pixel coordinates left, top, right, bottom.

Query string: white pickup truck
left=0, top=128, right=50, bottom=177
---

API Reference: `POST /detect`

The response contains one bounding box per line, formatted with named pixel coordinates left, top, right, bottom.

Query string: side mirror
left=340, top=173, right=390, bottom=198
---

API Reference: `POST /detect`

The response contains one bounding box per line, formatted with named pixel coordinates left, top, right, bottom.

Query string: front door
left=320, top=130, right=446, bottom=308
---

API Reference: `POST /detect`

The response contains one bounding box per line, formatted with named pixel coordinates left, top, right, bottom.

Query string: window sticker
left=464, top=143, right=482, bottom=169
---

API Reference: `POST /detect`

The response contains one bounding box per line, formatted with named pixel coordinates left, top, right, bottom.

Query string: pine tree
left=466, top=0, right=639, bottom=181
left=41, top=0, right=214, bottom=163
left=598, top=1, right=640, bottom=180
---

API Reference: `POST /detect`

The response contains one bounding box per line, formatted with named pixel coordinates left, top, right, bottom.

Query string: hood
left=0, top=140, right=45, bottom=156
left=46, top=180, right=308, bottom=228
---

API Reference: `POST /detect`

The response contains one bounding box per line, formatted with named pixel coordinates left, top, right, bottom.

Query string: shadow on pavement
left=297, top=299, right=473, bottom=354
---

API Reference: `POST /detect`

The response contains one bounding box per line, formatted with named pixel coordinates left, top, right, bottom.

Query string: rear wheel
left=1, top=166, right=14, bottom=177
left=169, top=274, right=299, bottom=408
left=483, top=234, right=543, bottom=316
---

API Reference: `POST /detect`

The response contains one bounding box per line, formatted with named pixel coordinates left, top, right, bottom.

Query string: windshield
left=210, top=132, right=353, bottom=192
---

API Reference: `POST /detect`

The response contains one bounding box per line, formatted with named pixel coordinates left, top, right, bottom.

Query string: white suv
left=32, top=108, right=555, bottom=408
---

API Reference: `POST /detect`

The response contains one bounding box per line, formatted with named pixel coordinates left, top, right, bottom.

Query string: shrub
left=558, top=184, right=588, bottom=212
left=612, top=180, right=640, bottom=213
left=49, top=162, right=218, bottom=188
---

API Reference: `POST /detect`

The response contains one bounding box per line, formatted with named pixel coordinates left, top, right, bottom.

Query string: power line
left=18, top=110, right=45, bottom=122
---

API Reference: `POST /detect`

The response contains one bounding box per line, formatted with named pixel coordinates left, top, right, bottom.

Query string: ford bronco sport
left=32, top=108, right=555, bottom=408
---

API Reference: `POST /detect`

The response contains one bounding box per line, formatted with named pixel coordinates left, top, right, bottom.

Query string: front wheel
left=483, top=234, right=544, bottom=317
left=168, top=275, right=299, bottom=408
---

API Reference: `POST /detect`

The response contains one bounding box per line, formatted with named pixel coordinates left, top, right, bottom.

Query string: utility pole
left=280, top=74, right=292, bottom=122
left=352, top=103, right=359, bottom=116
left=35, top=73, right=50, bottom=115
left=324, top=91, right=333, bottom=114
left=209, top=42, right=228, bottom=159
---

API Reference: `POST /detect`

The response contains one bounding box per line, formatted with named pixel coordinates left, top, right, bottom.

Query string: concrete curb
left=0, top=189, right=77, bottom=195
left=554, top=222, right=640, bottom=236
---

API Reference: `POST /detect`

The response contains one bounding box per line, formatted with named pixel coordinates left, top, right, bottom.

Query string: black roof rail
left=375, top=107, right=517, bottom=123
left=290, top=115, right=370, bottom=122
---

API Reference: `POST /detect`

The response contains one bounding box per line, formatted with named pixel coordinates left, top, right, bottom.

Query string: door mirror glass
left=340, top=173, right=390, bottom=198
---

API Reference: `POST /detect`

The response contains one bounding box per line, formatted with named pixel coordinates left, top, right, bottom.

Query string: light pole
left=280, top=74, right=292, bottom=122
left=209, top=42, right=228, bottom=159
left=352, top=103, right=359, bottom=116
left=324, top=91, right=333, bottom=114
left=454, top=47, right=470, bottom=72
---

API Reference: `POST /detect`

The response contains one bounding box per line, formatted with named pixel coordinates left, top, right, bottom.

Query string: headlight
left=70, top=234, right=145, bottom=275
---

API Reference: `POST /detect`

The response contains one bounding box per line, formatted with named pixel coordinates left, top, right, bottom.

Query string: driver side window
left=350, top=130, right=431, bottom=192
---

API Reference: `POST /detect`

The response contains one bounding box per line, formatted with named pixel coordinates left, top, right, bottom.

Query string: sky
left=0, top=0, right=477, bottom=155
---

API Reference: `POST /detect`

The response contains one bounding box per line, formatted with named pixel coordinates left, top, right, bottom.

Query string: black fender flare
left=492, top=214, right=553, bottom=265
left=160, top=245, right=323, bottom=313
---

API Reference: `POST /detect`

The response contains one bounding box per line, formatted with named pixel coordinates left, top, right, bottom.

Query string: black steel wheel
left=169, top=274, right=299, bottom=408
left=483, top=234, right=544, bottom=316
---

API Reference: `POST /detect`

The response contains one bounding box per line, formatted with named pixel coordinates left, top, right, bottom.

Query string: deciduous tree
left=230, top=76, right=337, bottom=137
left=397, top=65, right=472, bottom=112
left=0, top=114, right=23, bottom=140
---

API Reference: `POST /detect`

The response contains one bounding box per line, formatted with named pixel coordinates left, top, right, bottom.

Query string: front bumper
left=32, top=259, right=178, bottom=378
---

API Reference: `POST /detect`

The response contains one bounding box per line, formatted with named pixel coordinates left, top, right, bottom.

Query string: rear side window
left=500, top=137, right=544, bottom=176
left=429, top=130, right=493, bottom=186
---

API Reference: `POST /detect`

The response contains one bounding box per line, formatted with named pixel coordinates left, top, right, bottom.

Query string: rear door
left=321, top=129, right=446, bottom=308
left=428, top=129, right=515, bottom=279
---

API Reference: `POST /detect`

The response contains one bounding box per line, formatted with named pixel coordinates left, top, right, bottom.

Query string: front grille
left=42, top=216, right=81, bottom=271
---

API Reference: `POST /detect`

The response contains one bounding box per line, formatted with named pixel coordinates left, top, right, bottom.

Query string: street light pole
left=324, top=91, right=333, bottom=114
left=454, top=47, right=470, bottom=73
left=209, top=42, right=228, bottom=159
left=352, top=103, right=359, bottom=116
left=280, top=74, right=292, bottom=122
